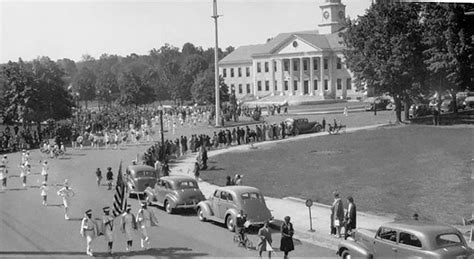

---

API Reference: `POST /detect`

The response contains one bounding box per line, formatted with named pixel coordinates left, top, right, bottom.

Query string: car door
left=211, top=190, right=221, bottom=218
left=218, top=191, right=231, bottom=218
left=154, top=179, right=168, bottom=206
left=373, top=227, right=399, bottom=257
left=397, top=231, right=426, bottom=257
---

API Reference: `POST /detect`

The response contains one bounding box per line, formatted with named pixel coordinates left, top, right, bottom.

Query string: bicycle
left=233, top=232, right=253, bottom=249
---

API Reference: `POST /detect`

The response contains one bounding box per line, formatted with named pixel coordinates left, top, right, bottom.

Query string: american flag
left=112, top=162, right=128, bottom=217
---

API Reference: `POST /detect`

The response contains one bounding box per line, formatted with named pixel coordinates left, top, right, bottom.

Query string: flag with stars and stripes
left=112, top=162, right=128, bottom=217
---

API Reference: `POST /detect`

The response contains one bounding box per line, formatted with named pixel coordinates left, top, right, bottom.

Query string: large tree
left=73, top=66, right=97, bottom=108
left=117, top=71, right=155, bottom=107
left=342, top=2, right=425, bottom=122
left=191, top=69, right=229, bottom=104
left=421, top=3, right=474, bottom=113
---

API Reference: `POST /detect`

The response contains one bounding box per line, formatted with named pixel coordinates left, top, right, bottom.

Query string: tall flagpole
left=212, top=0, right=221, bottom=127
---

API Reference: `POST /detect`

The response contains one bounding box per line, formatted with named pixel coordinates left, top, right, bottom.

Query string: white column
left=299, top=58, right=304, bottom=95
left=328, top=56, right=333, bottom=98
left=320, top=56, right=325, bottom=98
left=309, top=57, right=314, bottom=96
left=289, top=58, right=294, bottom=96
left=253, top=60, right=258, bottom=97
left=270, top=59, right=275, bottom=96
left=280, top=59, right=285, bottom=96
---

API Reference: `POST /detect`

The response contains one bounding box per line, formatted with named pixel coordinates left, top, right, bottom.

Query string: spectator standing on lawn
left=225, top=176, right=234, bottom=186
left=95, top=168, right=102, bottom=187
left=193, top=162, right=200, bottom=181
left=322, top=117, right=326, bottom=131
left=280, top=216, right=294, bottom=259
left=331, top=192, right=345, bottom=238
left=344, top=196, right=357, bottom=239
left=257, top=221, right=273, bottom=258
left=106, top=167, right=113, bottom=190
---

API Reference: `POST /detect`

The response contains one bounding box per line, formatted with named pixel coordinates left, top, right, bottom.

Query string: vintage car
left=337, top=221, right=473, bottom=258
left=149, top=176, right=205, bottom=214
left=365, top=98, right=392, bottom=111
left=125, top=165, right=157, bottom=196
left=196, top=186, right=273, bottom=232
left=409, top=103, right=432, bottom=118
left=284, top=118, right=322, bottom=136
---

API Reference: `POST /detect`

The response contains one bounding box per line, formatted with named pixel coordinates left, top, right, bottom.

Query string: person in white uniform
left=80, top=209, right=97, bottom=257
left=121, top=204, right=137, bottom=252
left=57, top=179, right=75, bottom=220
left=136, top=202, right=159, bottom=249
left=102, top=206, right=115, bottom=254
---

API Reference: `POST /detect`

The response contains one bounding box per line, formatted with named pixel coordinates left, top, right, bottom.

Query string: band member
left=80, top=209, right=97, bottom=257
left=136, top=202, right=159, bottom=249
left=57, top=179, right=75, bottom=220
left=121, top=204, right=137, bottom=252
left=40, top=181, right=48, bottom=206
left=102, top=206, right=114, bottom=254
left=41, top=160, right=49, bottom=182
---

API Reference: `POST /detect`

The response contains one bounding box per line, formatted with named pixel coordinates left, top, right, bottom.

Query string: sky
left=0, top=0, right=373, bottom=63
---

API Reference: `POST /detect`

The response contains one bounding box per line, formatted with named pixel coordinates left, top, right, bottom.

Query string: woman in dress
left=280, top=216, right=295, bottom=258
left=257, top=221, right=273, bottom=258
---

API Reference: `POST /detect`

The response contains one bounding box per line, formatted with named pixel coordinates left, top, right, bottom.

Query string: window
left=337, top=79, right=342, bottom=90
left=284, top=81, right=289, bottom=91
left=264, top=62, right=269, bottom=72
left=293, top=61, right=298, bottom=71
left=324, top=59, right=328, bottom=70
left=238, top=84, right=242, bottom=94
left=177, top=181, right=198, bottom=189
left=220, top=191, right=228, bottom=200
left=238, top=67, right=242, bottom=77
left=274, top=81, right=278, bottom=91
left=265, top=81, right=269, bottom=91
left=313, top=58, right=318, bottom=70
left=337, top=57, right=342, bottom=69
left=246, top=67, right=250, bottom=77
left=284, top=61, right=289, bottom=71
left=346, top=78, right=352, bottom=90
left=257, top=81, right=262, bottom=91
left=213, top=190, right=220, bottom=198
left=223, top=68, right=227, bottom=77
left=377, top=228, right=397, bottom=243
left=314, top=80, right=318, bottom=90
left=435, top=234, right=462, bottom=248
left=274, top=61, right=277, bottom=72
left=399, top=232, right=422, bottom=248
left=324, top=79, right=328, bottom=90
left=230, top=68, right=234, bottom=77
left=230, top=84, right=235, bottom=92
left=293, top=80, right=298, bottom=91
left=246, top=84, right=251, bottom=94
left=241, top=192, right=263, bottom=201
left=257, top=62, right=261, bottom=73
left=303, top=59, right=308, bottom=71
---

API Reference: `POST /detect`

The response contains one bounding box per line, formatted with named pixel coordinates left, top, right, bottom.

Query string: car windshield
left=435, top=233, right=463, bottom=248
left=135, top=170, right=155, bottom=178
left=241, top=192, right=263, bottom=201
left=177, top=181, right=198, bottom=189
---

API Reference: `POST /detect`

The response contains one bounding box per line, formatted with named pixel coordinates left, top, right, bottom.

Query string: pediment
left=275, top=37, right=321, bottom=54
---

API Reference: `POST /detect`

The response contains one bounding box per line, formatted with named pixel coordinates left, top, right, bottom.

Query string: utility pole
left=212, top=0, right=221, bottom=127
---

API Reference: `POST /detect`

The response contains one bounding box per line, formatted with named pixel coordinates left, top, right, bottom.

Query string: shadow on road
left=94, top=247, right=208, bottom=258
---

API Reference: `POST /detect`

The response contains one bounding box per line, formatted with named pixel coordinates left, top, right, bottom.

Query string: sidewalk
left=169, top=123, right=473, bottom=251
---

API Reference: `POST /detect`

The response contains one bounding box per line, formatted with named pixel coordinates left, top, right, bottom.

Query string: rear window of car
left=135, top=171, right=155, bottom=177
left=435, top=233, right=463, bottom=248
left=177, top=181, right=197, bottom=189
left=399, top=232, right=422, bottom=248
left=241, top=192, right=263, bottom=201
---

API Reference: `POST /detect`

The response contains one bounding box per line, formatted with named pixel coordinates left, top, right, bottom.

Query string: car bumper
left=175, top=200, right=201, bottom=209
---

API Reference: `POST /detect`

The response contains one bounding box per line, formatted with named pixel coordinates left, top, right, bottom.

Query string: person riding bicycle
left=236, top=210, right=248, bottom=246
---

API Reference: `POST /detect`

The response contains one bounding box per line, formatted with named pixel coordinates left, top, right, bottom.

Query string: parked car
left=149, top=176, right=205, bottom=214
left=365, top=98, right=391, bottom=111
left=409, top=104, right=432, bottom=118
left=440, top=99, right=466, bottom=113
left=337, top=221, right=473, bottom=258
left=284, top=118, right=322, bottom=136
left=196, top=186, right=273, bottom=232
left=125, top=165, right=157, bottom=196
left=463, top=96, right=474, bottom=109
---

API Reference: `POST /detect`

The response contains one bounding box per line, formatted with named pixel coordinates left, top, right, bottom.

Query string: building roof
left=219, top=30, right=345, bottom=65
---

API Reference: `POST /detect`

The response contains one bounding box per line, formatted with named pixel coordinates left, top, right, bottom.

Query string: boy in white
left=40, top=181, right=48, bottom=205
left=20, top=165, right=27, bottom=188
left=136, top=202, right=158, bottom=249
left=102, top=207, right=114, bottom=254
left=121, top=205, right=137, bottom=251
left=57, top=180, right=75, bottom=220
left=80, top=209, right=97, bottom=257
left=41, top=160, right=49, bottom=182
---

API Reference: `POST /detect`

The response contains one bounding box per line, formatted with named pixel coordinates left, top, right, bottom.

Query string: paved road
left=0, top=143, right=336, bottom=258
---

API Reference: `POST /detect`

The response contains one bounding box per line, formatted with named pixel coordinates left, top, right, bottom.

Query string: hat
left=42, top=181, right=47, bottom=185
left=103, top=206, right=110, bottom=212
left=85, top=209, right=92, bottom=214
left=333, top=191, right=340, bottom=198
left=141, top=202, right=147, bottom=207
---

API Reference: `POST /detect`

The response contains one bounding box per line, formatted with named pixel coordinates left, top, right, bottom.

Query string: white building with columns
left=219, top=0, right=363, bottom=101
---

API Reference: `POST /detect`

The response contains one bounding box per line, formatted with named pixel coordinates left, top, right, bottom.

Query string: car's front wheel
left=164, top=200, right=173, bottom=214
left=226, top=215, right=235, bottom=232
left=197, top=207, right=206, bottom=221
left=341, top=250, right=351, bottom=259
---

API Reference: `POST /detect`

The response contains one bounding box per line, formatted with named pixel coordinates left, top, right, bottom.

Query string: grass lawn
left=201, top=125, right=473, bottom=225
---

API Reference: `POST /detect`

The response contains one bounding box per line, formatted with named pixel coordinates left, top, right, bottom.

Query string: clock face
left=323, top=11, right=329, bottom=20
left=338, top=11, right=344, bottom=19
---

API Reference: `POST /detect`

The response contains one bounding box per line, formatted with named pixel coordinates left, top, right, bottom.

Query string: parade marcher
left=257, top=221, right=273, bottom=258
left=136, top=202, right=159, bottom=249
left=80, top=209, right=97, bottom=257
left=121, top=204, right=137, bottom=252
left=57, top=179, right=75, bottom=220
left=0, top=164, right=7, bottom=192
left=331, top=192, right=345, bottom=238
left=20, top=164, right=28, bottom=188
left=106, top=167, right=113, bottom=190
left=95, top=168, right=103, bottom=187
left=102, top=206, right=115, bottom=254
left=40, top=181, right=48, bottom=206
left=280, top=216, right=295, bottom=258
left=193, top=162, right=200, bottom=181
left=41, top=160, right=49, bottom=182
left=344, top=196, right=357, bottom=239
left=236, top=210, right=247, bottom=247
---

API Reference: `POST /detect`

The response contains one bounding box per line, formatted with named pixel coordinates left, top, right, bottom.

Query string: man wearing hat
left=121, top=204, right=137, bottom=251
left=57, top=179, right=75, bottom=220
left=136, top=202, right=159, bottom=249
left=80, top=209, right=97, bottom=256
left=102, top=206, right=114, bottom=254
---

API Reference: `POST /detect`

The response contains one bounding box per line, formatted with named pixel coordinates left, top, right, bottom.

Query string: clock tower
left=318, top=0, right=346, bottom=34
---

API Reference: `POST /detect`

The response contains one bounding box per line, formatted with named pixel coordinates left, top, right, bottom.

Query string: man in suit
left=331, top=192, right=344, bottom=238
left=344, top=196, right=356, bottom=239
